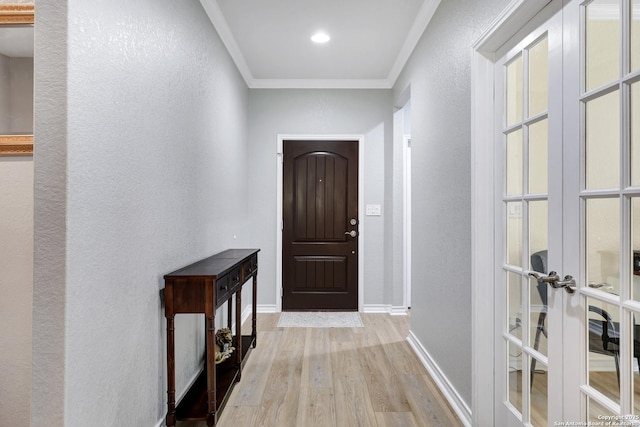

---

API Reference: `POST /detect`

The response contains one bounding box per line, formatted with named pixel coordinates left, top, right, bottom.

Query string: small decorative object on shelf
left=215, top=327, right=235, bottom=364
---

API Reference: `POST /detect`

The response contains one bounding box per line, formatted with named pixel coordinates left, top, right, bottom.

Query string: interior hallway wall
left=392, top=0, right=510, bottom=409
left=32, top=0, right=250, bottom=425
left=248, top=89, right=394, bottom=310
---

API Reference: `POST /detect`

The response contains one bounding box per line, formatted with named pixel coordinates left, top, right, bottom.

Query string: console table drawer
left=217, top=268, right=241, bottom=307
left=241, top=254, right=258, bottom=282
left=215, top=274, right=229, bottom=308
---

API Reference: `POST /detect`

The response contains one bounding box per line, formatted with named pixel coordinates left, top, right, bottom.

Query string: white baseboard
left=389, top=306, right=408, bottom=316
left=255, top=304, right=408, bottom=315
left=363, top=304, right=390, bottom=313
left=257, top=305, right=407, bottom=314
left=407, top=330, right=472, bottom=427
left=363, top=304, right=407, bottom=315
left=257, top=304, right=278, bottom=313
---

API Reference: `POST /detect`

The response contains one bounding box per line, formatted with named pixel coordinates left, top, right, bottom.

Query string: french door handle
left=345, top=230, right=357, bottom=238
left=553, top=275, right=576, bottom=294
left=528, top=271, right=560, bottom=283
left=528, top=271, right=576, bottom=294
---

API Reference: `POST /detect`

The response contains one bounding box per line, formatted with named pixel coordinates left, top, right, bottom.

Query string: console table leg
left=252, top=274, right=257, bottom=348
left=166, top=316, right=176, bottom=427
left=206, top=316, right=217, bottom=427
left=235, top=289, right=242, bottom=381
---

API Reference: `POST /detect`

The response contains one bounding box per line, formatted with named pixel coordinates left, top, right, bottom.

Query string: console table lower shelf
left=175, top=335, right=255, bottom=421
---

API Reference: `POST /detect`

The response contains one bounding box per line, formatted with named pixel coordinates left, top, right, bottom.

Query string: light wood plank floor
left=176, top=313, right=463, bottom=427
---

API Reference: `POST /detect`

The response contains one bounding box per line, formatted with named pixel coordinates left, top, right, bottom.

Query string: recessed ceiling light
left=311, top=32, right=330, bottom=44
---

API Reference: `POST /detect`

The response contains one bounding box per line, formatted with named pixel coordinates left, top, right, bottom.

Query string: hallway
left=176, top=313, right=462, bottom=427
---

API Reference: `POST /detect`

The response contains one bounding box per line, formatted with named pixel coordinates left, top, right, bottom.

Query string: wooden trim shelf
left=0, top=135, right=33, bottom=156
left=163, top=249, right=260, bottom=427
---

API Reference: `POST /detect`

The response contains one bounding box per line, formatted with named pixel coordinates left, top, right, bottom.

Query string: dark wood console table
left=163, top=248, right=259, bottom=426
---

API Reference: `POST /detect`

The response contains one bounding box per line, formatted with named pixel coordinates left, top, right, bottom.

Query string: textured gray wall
left=33, top=0, right=250, bottom=425
left=32, top=1, right=67, bottom=425
left=393, top=0, right=510, bottom=407
left=248, top=89, right=393, bottom=309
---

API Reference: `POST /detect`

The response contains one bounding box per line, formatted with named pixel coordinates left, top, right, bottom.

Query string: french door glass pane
left=529, top=201, right=548, bottom=261
left=632, top=82, right=640, bottom=186
left=632, top=0, right=640, bottom=72
left=508, top=272, right=523, bottom=340
left=586, top=0, right=620, bottom=92
left=586, top=90, right=620, bottom=190
left=508, top=340, right=523, bottom=415
left=586, top=198, right=620, bottom=294
left=529, top=120, right=549, bottom=194
left=587, top=296, right=621, bottom=405
left=529, top=276, right=548, bottom=356
left=530, top=357, right=548, bottom=427
left=507, top=202, right=523, bottom=267
left=528, top=36, right=549, bottom=117
left=507, top=55, right=524, bottom=126
left=507, top=130, right=524, bottom=195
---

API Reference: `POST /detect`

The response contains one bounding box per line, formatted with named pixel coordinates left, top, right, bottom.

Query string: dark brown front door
left=282, top=140, right=358, bottom=311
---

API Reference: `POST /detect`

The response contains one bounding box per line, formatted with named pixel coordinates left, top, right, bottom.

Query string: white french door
left=494, top=0, right=640, bottom=425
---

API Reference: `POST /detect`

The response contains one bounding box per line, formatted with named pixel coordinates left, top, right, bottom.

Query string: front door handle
left=345, top=230, right=357, bottom=238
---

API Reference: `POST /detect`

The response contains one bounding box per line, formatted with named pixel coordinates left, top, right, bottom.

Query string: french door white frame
left=471, top=1, right=555, bottom=425
left=404, top=133, right=412, bottom=309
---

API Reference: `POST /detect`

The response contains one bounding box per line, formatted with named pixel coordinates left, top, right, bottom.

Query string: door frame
left=276, top=134, right=365, bottom=313
left=471, top=1, right=553, bottom=425
left=403, top=133, right=412, bottom=309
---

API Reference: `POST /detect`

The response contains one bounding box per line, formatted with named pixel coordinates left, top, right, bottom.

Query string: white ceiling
left=199, top=0, right=441, bottom=89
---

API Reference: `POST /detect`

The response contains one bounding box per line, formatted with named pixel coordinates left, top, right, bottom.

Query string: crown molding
left=249, top=78, right=393, bottom=90
left=386, top=0, right=440, bottom=86
left=473, top=0, right=551, bottom=54
left=198, top=0, right=254, bottom=86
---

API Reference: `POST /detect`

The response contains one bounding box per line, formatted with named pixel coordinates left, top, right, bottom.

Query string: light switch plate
left=366, top=204, right=381, bottom=216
